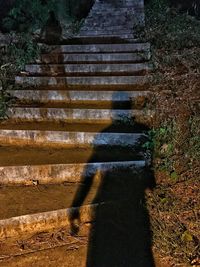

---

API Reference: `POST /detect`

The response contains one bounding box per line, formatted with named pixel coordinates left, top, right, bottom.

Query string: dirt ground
left=146, top=47, right=200, bottom=267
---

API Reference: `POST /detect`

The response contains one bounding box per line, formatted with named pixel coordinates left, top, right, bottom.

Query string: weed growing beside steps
left=0, top=47, right=16, bottom=119
left=144, top=120, right=176, bottom=174
left=144, top=0, right=200, bottom=265
left=0, top=0, right=52, bottom=119
left=0, top=35, right=39, bottom=119
left=145, top=117, right=200, bottom=176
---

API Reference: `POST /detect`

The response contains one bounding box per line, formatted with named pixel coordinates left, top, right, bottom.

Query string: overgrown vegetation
left=144, top=0, right=200, bottom=265
left=0, top=1, right=54, bottom=118
left=3, top=0, right=56, bottom=33
left=0, top=0, right=86, bottom=119
left=0, top=46, right=16, bottom=118
left=145, top=0, right=200, bottom=49
left=0, top=37, right=40, bottom=118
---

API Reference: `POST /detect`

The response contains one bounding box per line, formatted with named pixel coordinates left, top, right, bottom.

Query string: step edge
left=0, top=203, right=101, bottom=240
left=0, top=160, right=146, bottom=185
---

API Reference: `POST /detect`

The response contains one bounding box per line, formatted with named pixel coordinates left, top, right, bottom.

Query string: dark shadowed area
left=70, top=93, right=156, bottom=267
left=0, top=0, right=16, bottom=30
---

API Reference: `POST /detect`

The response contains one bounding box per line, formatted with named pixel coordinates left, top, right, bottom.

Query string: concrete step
left=79, top=30, right=134, bottom=37
left=51, top=43, right=150, bottom=54
left=86, top=10, right=143, bottom=17
left=94, top=0, right=144, bottom=5
left=91, top=5, right=143, bottom=11
left=89, top=9, right=143, bottom=15
left=0, top=121, right=149, bottom=133
left=0, top=229, right=89, bottom=266
left=0, top=130, right=145, bottom=148
left=0, top=199, right=99, bottom=240
left=80, top=26, right=134, bottom=31
left=0, top=184, right=98, bottom=221
left=82, top=16, right=141, bottom=25
left=85, top=15, right=144, bottom=25
left=80, top=26, right=135, bottom=32
left=77, top=33, right=135, bottom=40
left=92, top=2, right=144, bottom=8
left=0, top=241, right=89, bottom=267
left=0, top=144, right=146, bottom=166
left=0, top=165, right=149, bottom=244
left=24, top=63, right=150, bottom=76
left=90, top=8, right=143, bottom=15
left=38, top=52, right=151, bottom=64
left=15, top=76, right=150, bottom=89
left=50, top=36, right=138, bottom=45
left=0, top=160, right=146, bottom=185
left=93, top=0, right=144, bottom=5
left=5, top=107, right=154, bottom=126
left=0, top=175, right=154, bottom=265
left=0, top=240, right=162, bottom=267
left=8, top=90, right=151, bottom=108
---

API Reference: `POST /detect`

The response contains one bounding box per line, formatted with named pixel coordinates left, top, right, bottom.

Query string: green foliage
left=144, top=120, right=176, bottom=173
left=0, top=59, right=15, bottom=120
left=144, top=122, right=175, bottom=155
left=188, top=116, right=200, bottom=161
left=3, top=0, right=56, bottom=33
left=0, top=91, right=12, bottom=119
left=0, top=35, right=41, bottom=118
left=3, top=0, right=86, bottom=34
left=0, top=0, right=85, bottom=118
left=145, top=0, right=200, bottom=49
left=9, top=33, right=40, bottom=69
left=0, top=62, right=12, bottom=89
left=144, top=115, right=200, bottom=176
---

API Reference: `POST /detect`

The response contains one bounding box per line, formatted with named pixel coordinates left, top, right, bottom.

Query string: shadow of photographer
left=69, top=91, right=156, bottom=267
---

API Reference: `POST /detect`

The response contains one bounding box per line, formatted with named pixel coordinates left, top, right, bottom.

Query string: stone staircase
left=78, top=0, right=145, bottom=40
left=0, top=1, right=156, bottom=266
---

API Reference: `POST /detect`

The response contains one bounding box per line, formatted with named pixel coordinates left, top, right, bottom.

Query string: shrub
left=145, top=0, right=200, bottom=50
left=3, top=0, right=56, bottom=33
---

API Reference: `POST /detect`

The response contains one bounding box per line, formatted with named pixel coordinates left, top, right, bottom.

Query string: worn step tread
left=0, top=130, right=145, bottom=148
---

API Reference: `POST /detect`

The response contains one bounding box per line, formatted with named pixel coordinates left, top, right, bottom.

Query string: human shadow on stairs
left=70, top=91, right=156, bottom=267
